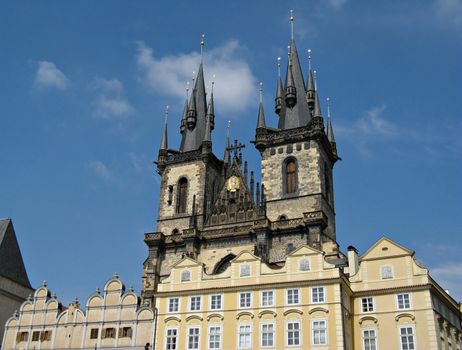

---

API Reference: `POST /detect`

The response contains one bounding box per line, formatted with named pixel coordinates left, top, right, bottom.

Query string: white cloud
left=89, top=160, right=111, bottom=180
left=92, top=78, right=135, bottom=119
left=435, top=0, right=462, bottom=25
left=35, top=61, right=69, bottom=90
left=136, top=40, right=257, bottom=115
left=356, top=105, right=397, bottom=136
left=431, top=262, right=462, bottom=301
left=329, top=0, right=347, bottom=10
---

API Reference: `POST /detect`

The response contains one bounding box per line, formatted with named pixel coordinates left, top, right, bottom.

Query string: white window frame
left=240, top=264, right=251, bottom=277
left=361, top=297, right=375, bottom=313
left=260, top=290, right=275, bottom=307
left=209, top=294, right=223, bottom=311
left=286, top=288, right=300, bottom=305
left=285, top=320, right=301, bottom=347
left=399, top=326, right=416, bottom=350
left=312, top=319, right=328, bottom=345
left=168, top=297, right=180, bottom=313
left=165, top=327, right=179, bottom=350
left=238, top=292, right=252, bottom=309
left=362, top=328, right=377, bottom=350
left=208, top=325, right=222, bottom=350
left=311, top=286, right=326, bottom=303
left=260, top=322, right=275, bottom=348
left=189, top=295, right=201, bottom=312
left=187, top=326, right=200, bottom=350
left=396, top=293, right=411, bottom=310
left=181, top=269, right=191, bottom=282
left=381, top=265, right=393, bottom=279
left=237, top=323, right=252, bottom=349
left=299, top=258, right=310, bottom=271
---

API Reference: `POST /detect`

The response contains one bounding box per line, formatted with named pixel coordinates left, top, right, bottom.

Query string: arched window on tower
left=177, top=177, right=188, bottom=214
left=324, top=162, right=331, bottom=203
left=284, top=158, right=297, bottom=194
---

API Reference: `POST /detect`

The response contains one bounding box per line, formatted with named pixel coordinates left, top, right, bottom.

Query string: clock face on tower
left=226, top=176, right=240, bottom=192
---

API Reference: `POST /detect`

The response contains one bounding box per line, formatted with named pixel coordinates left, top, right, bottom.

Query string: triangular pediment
left=361, top=236, right=413, bottom=261
left=288, top=244, right=323, bottom=257
left=172, top=256, right=202, bottom=269
left=232, top=250, right=259, bottom=263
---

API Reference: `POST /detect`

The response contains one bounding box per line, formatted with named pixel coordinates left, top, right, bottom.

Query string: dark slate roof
left=0, top=218, right=32, bottom=288
left=278, top=40, right=311, bottom=130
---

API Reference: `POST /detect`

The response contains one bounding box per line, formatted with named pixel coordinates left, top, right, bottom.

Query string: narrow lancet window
left=177, top=177, right=188, bottom=214
left=285, top=159, right=297, bottom=194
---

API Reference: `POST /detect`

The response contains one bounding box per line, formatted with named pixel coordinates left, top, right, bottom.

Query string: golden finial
left=227, top=120, right=231, bottom=138
left=212, top=74, right=215, bottom=93
left=186, top=81, right=190, bottom=99
left=200, top=34, right=205, bottom=64
left=290, top=10, right=295, bottom=41
left=277, top=57, right=281, bottom=77
left=192, top=71, right=196, bottom=85
left=307, top=49, right=312, bottom=70
left=259, top=82, right=263, bottom=103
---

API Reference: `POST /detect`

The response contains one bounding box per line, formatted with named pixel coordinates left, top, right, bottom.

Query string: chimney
left=347, top=245, right=359, bottom=276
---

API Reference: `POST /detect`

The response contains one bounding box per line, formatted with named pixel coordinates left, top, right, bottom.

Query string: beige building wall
left=2, top=275, right=155, bottom=350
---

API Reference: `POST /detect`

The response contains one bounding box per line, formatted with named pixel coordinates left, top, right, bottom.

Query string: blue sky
left=1, top=0, right=461, bottom=304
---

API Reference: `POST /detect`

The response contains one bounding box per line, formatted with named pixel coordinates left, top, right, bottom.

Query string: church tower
left=254, top=12, right=340, bottom=251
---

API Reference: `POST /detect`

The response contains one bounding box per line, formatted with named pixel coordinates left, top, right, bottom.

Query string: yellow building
left=2, top=14, right=462, bottom=350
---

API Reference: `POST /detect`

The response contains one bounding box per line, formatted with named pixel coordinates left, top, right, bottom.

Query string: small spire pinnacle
left=211, top=75, right=215, bottom=93
left=186, top=81, right=190, bottom=99
left=314, top=91, right=323, bottom=119
left=160, top=105, right=169, bottom=150
left=285, top=45, right=297, bottom=108
left=326, top=97, right=336, bottom=144
left=257, top=82, right=266, bottom=128
left=307, top=49, right=312, bottom=70
left=200, top=34, right=205, bottom=64
left=275, top=57, right=283, bottom=114
left=192, top=71, right=196, bottom=85
left=290, top=10, right=295, bottom=41
left=224, top=121, right=231, bottom=164
left=314, top=70, right=317, bottom=91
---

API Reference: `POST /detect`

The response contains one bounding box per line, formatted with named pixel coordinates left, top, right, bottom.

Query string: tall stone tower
left=141, top=23, right=341, bottom=305
left=254, top=14, right=340, bottom=253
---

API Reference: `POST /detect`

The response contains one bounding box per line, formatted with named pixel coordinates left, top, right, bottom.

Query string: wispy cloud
left=89, top=160, right=111, bottom=180
left=356, top=105, right=397, bottom=136
left=35, top=61, right=69, bottom=90
left=136, top=40, right=257, bottom=115
left=128, top=152, right=148, bottom=173
left=431, top=262, right=462, bottom=301
left=329, top=0, right=347, bottom=10
left=92, top=78, right=135, bottom=119
left=435, top=0, right=462, bottom=25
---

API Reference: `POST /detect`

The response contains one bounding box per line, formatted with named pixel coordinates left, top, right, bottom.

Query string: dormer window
left=177, top=177, right=188, bottom=214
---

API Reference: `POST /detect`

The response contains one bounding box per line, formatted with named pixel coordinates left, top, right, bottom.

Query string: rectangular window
left=41, top=330, right=52, bottom=341
left=240, top=264, right=250, bottom=277
left=261, top=323, right=274, bottom=347
left=286, top=321, right=300, bottom=346
left=32, top=331, right=40, bottom=342
left=400, top=326, right=415, bottom=350
left=104, top=328, right=115, bottom=339
left=17, top=332, right=28, bottom=343
left=90, top=328, right=99, bottom=339
left=261, top=290, right=274, bottom=307
left=168, top=297, right=180, bottom=313
left=397, top=293, right=411, bottom=309
left=210, top=294, right=222, bottom=310
left=120, top=327, right=132, bottom=338
left=361, top=297, right=374, bottom=312
left=312, top=286, right=325, bottom=303
left=286, top=288, right=300, bottom=305
left=312, top=320, right=327, bottom=345
left=166, top=328, right=178, bottom=350
left=363, top=329, right=377, bottom=350
left=187, top=327, right=200, bottom=350
left=381, top=266, right=393, bottom=279
left=239, top=292, right=251, bottom=308
left=190, top=296, right=201, bottom=311
left=238, top=324, right=252, bottom=349
left=208, top=326, right=222, bottom=349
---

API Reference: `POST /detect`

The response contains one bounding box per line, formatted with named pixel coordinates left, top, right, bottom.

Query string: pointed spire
left=200, top=34, right=205, bottom=64
left=224, top=121, right=231, bottom=165
left=203, top=111, right=211, bottom=142
left=275, top=57, right=283, bottom=114
left=160, top=105, right=169, bottom=150
left=314, top=91, right=323, bottom=119
left=187, top=72, right=197, bottom=129
left=306, top=49, right=315, bottom=110
left=207, top=77, right=215, bottom=130
left=180, top=83, right=189, bottom=134
left=326, top=97, right=336, bottom=144
left=257, top=82, right=266, bottom=128
left=285, top=45, right=297, bottom=108
left=290, top=10, right=295, bottom=41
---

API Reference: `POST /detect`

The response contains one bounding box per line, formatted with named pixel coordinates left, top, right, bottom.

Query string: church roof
left=0, top=218, right=32, bottom=288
